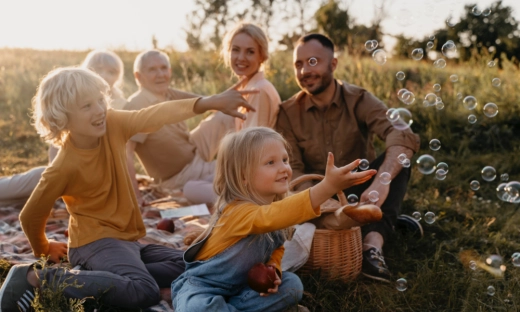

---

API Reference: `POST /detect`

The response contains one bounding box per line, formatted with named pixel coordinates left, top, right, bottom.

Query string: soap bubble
left=470, top=180, right=480, bottom=191
left=368, top=190, right=379, bottom=203
left=512, top=252, right=520, bottom=267
left=400, top=91, right=416, bottom=105
left=446, top=16, right=457, bottom=27
left=457, top=92, right=463, bottom=100
left=347, top=194, right=359, bottom=206
left=412, top=211, right=422, bottom=221
left=472, top=5, right=482, bottom=16
left=450, top=74, right=458, bottom=82
left=426, top=41, right=434, bottom=50
left=429, top=35, right=435, bottom=41
left=441, top=40, right=457, bottom=58
left=463, top=96, right=478, bottom=110
left=504, top=181, right=520, bottom=203
left=437, top=162, right=449, bottom=173
left=496, top=183, right=508, bottom=201
left=365, top=40, right=378, bottom=51
left=433, top=84, right=441, bottom=92
left=468, top=114, right=477, bottom=124
left=402, top=158, right=411, bottom=168
left=487, top=60, right=496, bottom=67
left=379, top=172, right=391, bottom=185
left=435, top=169, right=447, bottom=180
left=482, top=8, right=491, bottom=16
left=396, top=278, right=407, bottom=291
left=396, top=71, right=405, bottom=80
left=424, top=211, right=436, bottom=224
left=424, top=93, right=437, bottom=106
left=372, top=49, right=387, bottom=65
left=492, top=78, right=501, bottom=87
left=359, top=159, right=370, bottom=170
left=469, top=260, right=477, bottom=270
left=487, top=286, right=495, bottom=296
left=390, top=108, right=413, bottom=131
left=483, top=103, right=498, bottom=117
left=435, top=101, right=445, bottom=110
left=481, top=166, right=496, bottom=182
left=433, top=58, right=447, bottom=68
left=386, top=108, right=399, bottom=122
left=429, top=139, right=441, bottom=151
left=411, top=48, right=424, bottom=60
left=501, top=173, right=509, bottom=182
left=416, top=154, right=436, bottom=175
left=397, top=153, right=408, bottom=164
left=486, top=254, right=503, bottom=268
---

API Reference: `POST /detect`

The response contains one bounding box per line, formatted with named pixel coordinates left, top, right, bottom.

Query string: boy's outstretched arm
left=309, top=153, right=377, bottom=209
left=194, top=77, right=258, bottom=119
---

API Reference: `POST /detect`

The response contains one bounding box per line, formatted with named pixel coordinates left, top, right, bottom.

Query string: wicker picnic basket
left=290, top=174, right=363, bottom=282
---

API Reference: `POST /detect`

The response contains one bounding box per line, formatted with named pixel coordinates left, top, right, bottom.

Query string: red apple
left=157, top=218, right=175, bottom=233
left=247, top=263, right=276, bottom=293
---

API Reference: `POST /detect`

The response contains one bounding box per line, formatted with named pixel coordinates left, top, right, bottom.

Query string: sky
left=0, top=0, right=518, bottom=52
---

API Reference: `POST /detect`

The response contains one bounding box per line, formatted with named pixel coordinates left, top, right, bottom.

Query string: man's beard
left=299, top=69, right=334, bottom=96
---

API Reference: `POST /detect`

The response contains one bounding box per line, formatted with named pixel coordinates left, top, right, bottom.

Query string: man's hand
left=46, top=240, right=68, bottom=264
left=194, top=77, right=258, bottom=119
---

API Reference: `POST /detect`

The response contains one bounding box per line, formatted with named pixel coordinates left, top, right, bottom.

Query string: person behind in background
left=220, top=22, right=281, bottom=130
left=124, top=50, right=236, bottom=206
left=0, top=50, right=127, bottom=208
left=0, top=67, right=256, bottom=311
left=171, top=127, right=376, bottom=312
left=81, top=49, right=127, bottom=109
left=275, top=33, right=422, bottom=283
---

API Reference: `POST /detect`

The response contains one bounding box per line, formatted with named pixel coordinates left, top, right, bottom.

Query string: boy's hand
left=194, top=77, right=258, bottom=119
left=259, top=272, right=281, bottom=297
left=310, top=153, right=376, bottom=209
left=46, top=240, right=68, bottom=264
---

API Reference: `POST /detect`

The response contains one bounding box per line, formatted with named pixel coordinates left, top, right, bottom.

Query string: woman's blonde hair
left=31, top=67, right=110, bottom=147
left=193, top=127, right=292, bottom=245
left=220, top=22, right=269, bottom=70
left=81, top=49, right=124, bottom=100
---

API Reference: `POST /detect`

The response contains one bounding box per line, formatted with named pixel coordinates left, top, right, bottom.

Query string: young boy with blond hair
left=0, top=67, right=255, bottom=311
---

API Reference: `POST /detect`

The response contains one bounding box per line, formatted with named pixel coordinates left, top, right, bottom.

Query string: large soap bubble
left=411, top=48, right=424, bottom=60
left=483, top=103, right=498, bottom=117
left=390, top=108, right=413, bottom=130
left=441, top=40, right=457, bottom=58
left=416, top=154, right=436, bottom=175
left=372, top=49, right=387, bottom=65
left=463, top=96, right=478, bottom=110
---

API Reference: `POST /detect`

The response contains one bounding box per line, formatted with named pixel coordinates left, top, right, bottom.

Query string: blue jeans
left=172, top=232, right=303, bottom=312
left=40, top=238, right=185, bottom=309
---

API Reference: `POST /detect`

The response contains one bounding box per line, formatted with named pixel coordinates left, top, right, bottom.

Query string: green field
left=1, top=48, right=519, bottom=311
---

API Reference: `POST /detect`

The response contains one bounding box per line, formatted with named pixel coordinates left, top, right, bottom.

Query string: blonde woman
left=221, top=22, right=281, bottom=130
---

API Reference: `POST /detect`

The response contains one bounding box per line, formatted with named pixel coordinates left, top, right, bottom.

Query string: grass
left=1, top=47, right=520, bottom=311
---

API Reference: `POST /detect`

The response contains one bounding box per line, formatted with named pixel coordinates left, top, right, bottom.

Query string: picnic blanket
left=0, top=179, right=209, bottom=311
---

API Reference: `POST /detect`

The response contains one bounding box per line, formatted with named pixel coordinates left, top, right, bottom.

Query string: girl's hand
left=310, top=153, right=377, bottom=208
left=46, top=240, right=68, bottom=263
left=259, top=271, right=281, bottom=297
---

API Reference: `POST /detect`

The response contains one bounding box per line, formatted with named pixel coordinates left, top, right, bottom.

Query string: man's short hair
left=296, top=33, right=335, bottom=52
left=133, top=50, right=170, bottom=74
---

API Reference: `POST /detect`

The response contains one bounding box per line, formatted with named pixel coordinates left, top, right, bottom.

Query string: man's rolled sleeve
left=385, top=129, right=421, bottom=153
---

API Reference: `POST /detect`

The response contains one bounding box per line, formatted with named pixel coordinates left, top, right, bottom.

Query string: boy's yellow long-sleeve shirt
left=195, top=190, right=320, bottom=274
left=20, top=98, right=198, bottom=257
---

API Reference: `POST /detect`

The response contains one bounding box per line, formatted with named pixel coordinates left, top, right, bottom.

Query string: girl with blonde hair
left=81, top=49, right=126, bottom=109
left=171, top=127, right=376, bottom=311
left=221, top=22, right=281, bottom=130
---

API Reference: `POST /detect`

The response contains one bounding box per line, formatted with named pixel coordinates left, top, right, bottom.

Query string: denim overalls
left=171, top=230, right=303, bottom=312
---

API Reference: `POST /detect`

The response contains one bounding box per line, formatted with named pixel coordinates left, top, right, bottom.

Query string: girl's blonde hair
left=31, top=67, right=110, bottom=147
left=81, top=49, right=124, bottom=100
left=220, top=22, right=269, bottom=70
left=193, top=127, right=292, bottom=245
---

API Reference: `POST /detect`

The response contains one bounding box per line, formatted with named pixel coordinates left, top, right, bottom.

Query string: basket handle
left=289, top=174, right=347, bottom=206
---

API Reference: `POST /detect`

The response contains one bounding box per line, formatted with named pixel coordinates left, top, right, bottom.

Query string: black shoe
left=362, top=247, right=391, bottom=283
left=396, top=214, right=424, bottom=238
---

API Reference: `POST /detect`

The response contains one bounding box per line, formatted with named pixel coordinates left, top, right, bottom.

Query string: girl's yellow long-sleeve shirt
left=20, top=98, right=198, bottom=257
left=195, top=190, right=320, bottom=274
